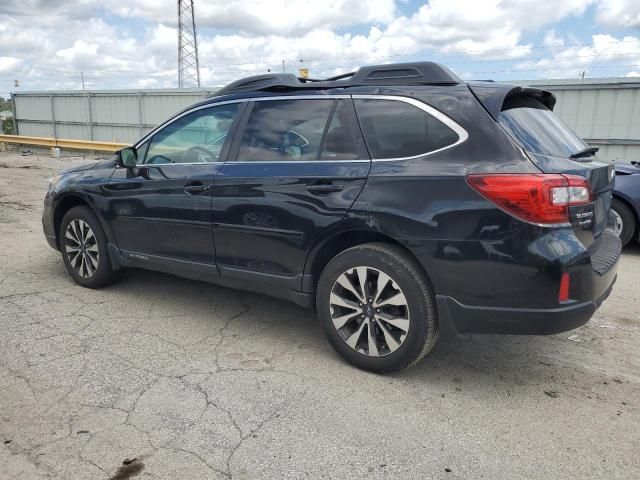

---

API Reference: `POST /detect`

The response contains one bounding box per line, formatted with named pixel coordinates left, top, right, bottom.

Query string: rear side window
left=354, top=99, right=459, bottom=159
left=237, top=99, right=333, bottom=161
left=498, top=96, right=588, bottom=158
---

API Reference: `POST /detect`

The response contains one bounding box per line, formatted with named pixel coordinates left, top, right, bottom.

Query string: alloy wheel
left=64, top=219, right=99, bottom=278
left=611, top=209, right=624, bottom=237
left=329, top=266, right=410, bottom=357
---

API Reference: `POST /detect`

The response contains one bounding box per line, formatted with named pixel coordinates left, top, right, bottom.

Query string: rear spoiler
left=467, top=82, right=556, bottom=119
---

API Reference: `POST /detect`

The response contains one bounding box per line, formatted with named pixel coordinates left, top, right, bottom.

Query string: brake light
left=467, top=174, right=592, bottom=225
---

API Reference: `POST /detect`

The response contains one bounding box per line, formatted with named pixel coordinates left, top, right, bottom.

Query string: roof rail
left=214, top=61, right=461, bottom=97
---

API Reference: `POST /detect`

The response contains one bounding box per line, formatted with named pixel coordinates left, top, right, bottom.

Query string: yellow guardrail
left=0, top=134, right=128, bottom=153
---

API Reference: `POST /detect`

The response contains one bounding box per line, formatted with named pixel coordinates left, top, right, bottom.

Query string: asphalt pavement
left=0, top=150, right=638, bottom=479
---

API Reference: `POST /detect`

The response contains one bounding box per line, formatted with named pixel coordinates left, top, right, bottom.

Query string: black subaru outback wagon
left=43, top=62, right=620, bottom=372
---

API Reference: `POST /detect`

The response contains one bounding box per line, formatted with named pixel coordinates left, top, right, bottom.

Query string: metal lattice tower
left=177, top=0, right=201, bottom=88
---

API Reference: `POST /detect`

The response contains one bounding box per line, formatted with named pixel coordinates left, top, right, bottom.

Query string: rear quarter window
left=354, top=99, right=460, bottom=159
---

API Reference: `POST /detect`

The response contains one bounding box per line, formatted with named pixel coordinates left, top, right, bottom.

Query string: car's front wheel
left=316, top=243, right=438, bottom=372
left=59, top=206, right=121, bottom=288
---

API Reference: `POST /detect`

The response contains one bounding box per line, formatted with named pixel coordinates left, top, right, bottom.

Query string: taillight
left=467, top=174, right=592, bottom=225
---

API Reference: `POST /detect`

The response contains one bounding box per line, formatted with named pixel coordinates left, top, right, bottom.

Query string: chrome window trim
left=228, top=159, right=371, bottom=165
left=351, top=94, right=468, bottom=161
left=131, top=93, right=468, bottom=167
left=134, top=98, right=247, bottom=150
left=128, top=161, right=226, bottom=167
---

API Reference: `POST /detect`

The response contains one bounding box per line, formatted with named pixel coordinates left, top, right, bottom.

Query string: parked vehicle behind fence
left=43, top=62, right=620, bottom=372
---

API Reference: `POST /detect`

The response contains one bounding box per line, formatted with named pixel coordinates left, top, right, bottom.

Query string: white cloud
left=0, top=57, right=22, bottom=73
left=111, top=0, right=398, bottom=35
left=201, top=0, right=397, bottom=35
left=626, top=71, right=640, bottom=77
left=515, top=33, right=640, bottom=78
left=0, top=0, right=638, bottom=93
left=596, top=0, right=640, bottom=29
left=543, top=30, right=565, bottom=48
left=197, top=0, right=594, bottom=79
left=0, top=12, right=177, bottom=91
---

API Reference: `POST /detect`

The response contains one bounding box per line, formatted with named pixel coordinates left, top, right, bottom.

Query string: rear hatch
left=470, top=83, right=615, bottom=250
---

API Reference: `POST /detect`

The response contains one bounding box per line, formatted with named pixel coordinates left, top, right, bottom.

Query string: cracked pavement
left=0, top=150, right=639, bottom=479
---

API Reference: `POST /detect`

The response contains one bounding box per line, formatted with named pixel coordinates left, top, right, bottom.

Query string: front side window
left=498, top=96, right=588, bottom=158
left=237, top=99, right=335, bottom=162
left=145, top=103, right=240, bottom=164
left=354, top=99, right=459, bottom=159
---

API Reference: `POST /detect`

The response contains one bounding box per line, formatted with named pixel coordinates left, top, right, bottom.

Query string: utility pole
left=177, top=0, right=201, bottom=88
left=81, top=72, right=85, bottom=90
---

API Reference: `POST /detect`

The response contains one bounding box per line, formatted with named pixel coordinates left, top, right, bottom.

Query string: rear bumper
left=436, top=276, right=615, bottom=335
left=435, top=229, right=620, bottom=336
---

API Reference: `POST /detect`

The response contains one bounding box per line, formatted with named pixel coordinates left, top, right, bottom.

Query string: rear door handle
left=306, top=184, right=343, bottom=194
left=184, top=182, right=210, bottom=195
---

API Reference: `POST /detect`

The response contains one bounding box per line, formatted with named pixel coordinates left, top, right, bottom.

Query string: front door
left=108, top=102, right=243, bottom=265
left=212, top=97, right=370, bottom=289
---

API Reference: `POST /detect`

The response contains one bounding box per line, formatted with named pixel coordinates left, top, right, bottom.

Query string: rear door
left=212, top=96, right=370, bottom=288
left=496, top=93, right=615, bottom=249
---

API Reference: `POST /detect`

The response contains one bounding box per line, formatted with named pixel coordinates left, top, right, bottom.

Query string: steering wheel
left=207, top=134, right=227, bottom=150
left=183, top=145, right=215, bottom=163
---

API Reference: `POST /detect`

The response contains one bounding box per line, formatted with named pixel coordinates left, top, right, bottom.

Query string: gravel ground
left=0, top=149, right=638, bottom=480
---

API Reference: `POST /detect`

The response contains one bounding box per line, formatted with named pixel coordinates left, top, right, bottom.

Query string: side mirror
left=118, top=147, right=137, bottom=168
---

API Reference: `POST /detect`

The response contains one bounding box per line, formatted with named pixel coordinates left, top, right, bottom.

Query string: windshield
left=498, top=97, right=588, bottom=158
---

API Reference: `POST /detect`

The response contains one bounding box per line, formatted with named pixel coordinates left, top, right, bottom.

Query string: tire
left=611, top=198, right=636, bottom=248
left=316, top=242, right=438, bottom=373
left=59, top=206, right=121, bottom=288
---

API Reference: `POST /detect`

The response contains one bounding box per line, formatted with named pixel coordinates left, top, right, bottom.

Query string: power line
left=3, top=49, right=640, bottom=83
left=139, top=37, right=640, bottom=68
left=2, top=37, right=639, bottom=78
left=471, top=62, right=640, bottom=75
left=3, top=41, right=640, bottom=90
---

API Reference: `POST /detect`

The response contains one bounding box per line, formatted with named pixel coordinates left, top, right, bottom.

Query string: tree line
left=0, top=96, right=15, bottom=134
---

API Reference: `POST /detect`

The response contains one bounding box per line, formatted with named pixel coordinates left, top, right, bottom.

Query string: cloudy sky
left=1, top=0, right=640, bottom=96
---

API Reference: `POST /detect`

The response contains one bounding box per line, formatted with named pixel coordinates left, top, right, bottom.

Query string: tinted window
left=321, top=100, right=359, bottom=160
left=145, top=103, right=240, bottom=164
left=136, top=140, right=150, bottom=163
left=498, top=97, right=587, bottom=158
left=237, top=99, right=333, bottom=161
left=354, top=99, right=459, bottom=159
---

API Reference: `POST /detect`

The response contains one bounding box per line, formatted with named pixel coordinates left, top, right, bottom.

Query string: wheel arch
left=53, top=193, right=100, bottom=247
left=612, top=193, right=639, bottom=239
left=304, top=228, right=435, bottom=293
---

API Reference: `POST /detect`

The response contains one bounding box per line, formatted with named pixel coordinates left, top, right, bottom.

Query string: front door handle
left=184, top=182, right=210, bottom=195
left=306, top=184, right=343, bottom=194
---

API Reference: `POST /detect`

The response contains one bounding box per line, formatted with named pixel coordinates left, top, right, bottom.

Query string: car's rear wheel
left=611, top=198, right=636, bottom=247
left=59, top=206, right=121, bottom=288
left=316, top=243, right=438, bottom=372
